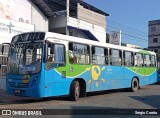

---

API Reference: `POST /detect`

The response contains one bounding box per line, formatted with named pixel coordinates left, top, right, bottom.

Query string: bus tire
left=131, top=78, right=139, bottom=92
left=70, top=81, right=80, bottom=101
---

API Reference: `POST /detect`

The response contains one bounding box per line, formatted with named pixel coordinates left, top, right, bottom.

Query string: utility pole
left=66, top=0, right=70, bottom=35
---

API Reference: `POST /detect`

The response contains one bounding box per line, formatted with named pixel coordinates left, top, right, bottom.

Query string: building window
left=153, top=38, right=158, bottom=43
left=151, top=27, right=156, bottom=32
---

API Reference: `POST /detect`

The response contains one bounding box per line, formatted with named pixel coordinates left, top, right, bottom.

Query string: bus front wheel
left=131, top=78, right=139, bottom=92
left=70, top=81, right=80, bottom=101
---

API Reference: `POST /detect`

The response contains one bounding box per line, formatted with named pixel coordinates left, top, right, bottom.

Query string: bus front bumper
left=6, top=85, right=43, bottom=98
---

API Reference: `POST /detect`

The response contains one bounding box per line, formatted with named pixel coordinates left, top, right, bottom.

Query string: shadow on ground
left=130, top=95, right=160, bottom=109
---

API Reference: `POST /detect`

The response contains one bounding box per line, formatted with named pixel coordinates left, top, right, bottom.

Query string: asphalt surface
left=0, top=84, right=160, bottom=118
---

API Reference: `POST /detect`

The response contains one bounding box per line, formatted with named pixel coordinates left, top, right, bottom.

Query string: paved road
left=0, top=84, right=160, bottom=117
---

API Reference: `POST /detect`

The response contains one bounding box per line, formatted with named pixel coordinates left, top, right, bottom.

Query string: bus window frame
left=134, top=53, right=144, bottom=67
left=151, top=55, right=156, bottom=68
left=144, top=54, right=151, bottom=67
left=45, top=41, right=66, bottom=68
left=68, top=42, right=90, bottom=65
left=123, top=51, right=134, bottom=67
left=109, top=48, right=122, bottom=66
left=91, top=46, right=108, bottom=66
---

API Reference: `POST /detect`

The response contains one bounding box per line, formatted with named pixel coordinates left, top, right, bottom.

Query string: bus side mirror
left=0, top=63, right=1, bottom=69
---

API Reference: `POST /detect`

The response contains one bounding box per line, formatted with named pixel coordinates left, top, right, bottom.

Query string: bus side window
left=151, top=55, right=156, bottom=67
left=92, top=46, right=106, bottom=65
left=134, top=53, right=143, bottom=67
left=124, top=51, right=134, bottom=66
left=69, top=43, right=74, bottom=63
left=144, top=55, right=151, bottom=67
left=47, top=43, right=65, bottom=64
left=69, top=42, right=90, bottom=64
left=119, top=50, right=122, bottom=65
left=47, top=43, right=54, bottom=62
left=110, top=49, right=122, bottom=66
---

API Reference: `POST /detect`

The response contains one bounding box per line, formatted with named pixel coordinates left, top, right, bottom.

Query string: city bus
left=2, top=32, right=157, bottom=101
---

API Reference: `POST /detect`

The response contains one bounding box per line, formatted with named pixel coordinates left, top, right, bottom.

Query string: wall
left=77, top=3, right=106, bottom=29
left=0, top=17, right=34, bottom=44
left=0, top=0, right=31, bottom=23
left=68, top=17, right=106, bottom=42
left=31, top=2, right=48, bottom=31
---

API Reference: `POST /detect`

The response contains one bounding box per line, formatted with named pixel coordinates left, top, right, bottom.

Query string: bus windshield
left=8, top=42, right=43, bottom=74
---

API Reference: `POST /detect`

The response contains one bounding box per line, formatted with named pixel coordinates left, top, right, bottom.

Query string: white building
left=32, top=0, right=109, bottom=42
left=0, top=0, right=109, bottom=89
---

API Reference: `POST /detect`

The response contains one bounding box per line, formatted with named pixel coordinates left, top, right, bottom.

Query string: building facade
left=148, top=20, right=160, bottom=53
left=32, top=0, right=109, bottom=42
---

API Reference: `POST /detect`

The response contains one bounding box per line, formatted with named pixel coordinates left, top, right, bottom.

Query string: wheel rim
left=75, top=84, right=80, bottom=98
left=133, top=81, right=138, bottom=89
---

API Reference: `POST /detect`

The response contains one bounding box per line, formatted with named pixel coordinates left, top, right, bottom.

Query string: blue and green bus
left=3, top=32, right=157, bottom=101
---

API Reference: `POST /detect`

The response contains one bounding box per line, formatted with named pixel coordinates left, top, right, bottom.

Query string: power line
left=107, top=24, right=147, bottom=38
left=106, top=29, right=148, bottom=42
left=107, top=19, right=148, bottom=35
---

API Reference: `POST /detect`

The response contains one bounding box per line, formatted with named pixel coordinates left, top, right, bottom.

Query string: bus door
left=105, top=49, right=123, bottom=90
left=123, top=51, right=135, bottom=88
left=144, top=54, right=152, bottom=84
left=134, top=53, right=145, bottom=86
left=44, top=39, right=66, bottom=97
left=148, top=55, right=157, bottom=84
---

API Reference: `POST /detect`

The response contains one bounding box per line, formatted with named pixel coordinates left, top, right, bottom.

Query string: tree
left=121, top=43, right=126, bottom=46
left=106, top=33, right=109, bottom=43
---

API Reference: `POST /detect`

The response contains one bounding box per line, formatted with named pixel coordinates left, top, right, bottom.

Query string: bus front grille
left=9, top=82, right=30, bottom=88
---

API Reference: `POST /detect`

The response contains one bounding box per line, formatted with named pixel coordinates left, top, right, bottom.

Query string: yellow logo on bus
left=23, top=75, right=30, bottom=83
left=91, top=66, right=101, bottom=81
left=87, top=66, right=106, bottom=87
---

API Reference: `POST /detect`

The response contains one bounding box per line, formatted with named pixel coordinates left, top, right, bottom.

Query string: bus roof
left=45, top=32, right=155, bottom=55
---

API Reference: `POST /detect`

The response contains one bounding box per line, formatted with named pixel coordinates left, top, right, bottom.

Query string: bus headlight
left=33, top=76, right=40, bottom=84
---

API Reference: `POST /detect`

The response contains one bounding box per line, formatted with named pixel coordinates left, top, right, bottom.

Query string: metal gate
left=0, top=55, right=8, bottom=79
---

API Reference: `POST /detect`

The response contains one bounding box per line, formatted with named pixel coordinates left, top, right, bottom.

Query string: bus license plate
left=15, top=90, right=21, bottom=93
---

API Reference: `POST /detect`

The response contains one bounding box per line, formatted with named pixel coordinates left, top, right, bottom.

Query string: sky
left=85, top=0, right=160, bottom=48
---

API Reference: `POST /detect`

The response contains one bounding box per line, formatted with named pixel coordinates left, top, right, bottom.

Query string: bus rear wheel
left=131, top=78, right=139, bottom=92
left=70, top=81, right=80, bottom=101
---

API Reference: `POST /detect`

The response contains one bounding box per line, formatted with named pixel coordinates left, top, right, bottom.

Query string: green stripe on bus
left=127, top=67, right=156, bottom=76
left=139, top=50, right=151, bottom=55
left=55, top=51, right=91, bottom=77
